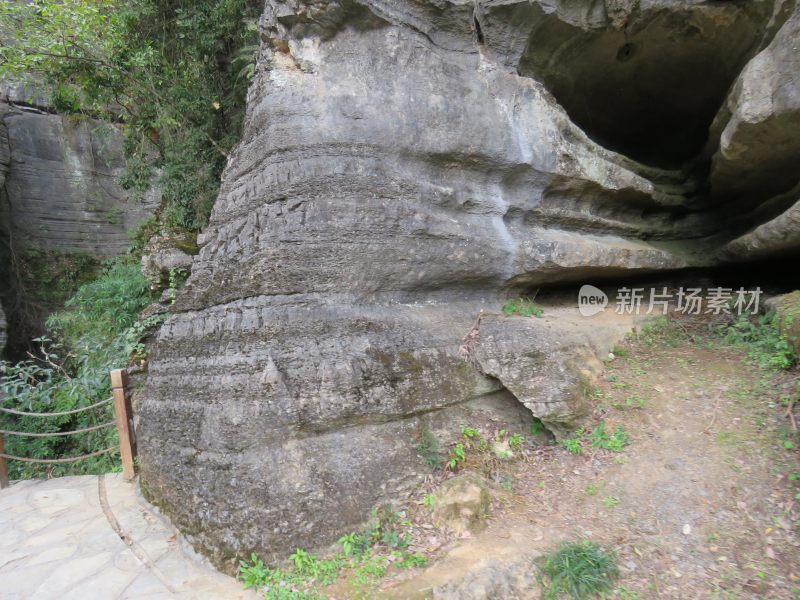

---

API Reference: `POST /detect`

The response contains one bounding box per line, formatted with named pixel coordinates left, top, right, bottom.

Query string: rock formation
left=0, top=83, right=159, bottom=256
left=0, top=304, right=6, bottom=358
left=0, top=81, right=159, bottom=356
left=138, top=0, right=800, bottom=568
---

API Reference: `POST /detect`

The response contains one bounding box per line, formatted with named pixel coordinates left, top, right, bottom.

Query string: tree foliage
left=0, top=0, right=261, bottom=231
left=0, top=259, right=160, bottom=479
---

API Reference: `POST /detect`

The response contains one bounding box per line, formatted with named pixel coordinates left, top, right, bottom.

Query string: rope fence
left=0, top=396, right=113, bottom=418
left=0, top=447, right=118, bottom=464
left=0, top=369, right=136, bottom=489
left=0, top=420, right=116, bottom=438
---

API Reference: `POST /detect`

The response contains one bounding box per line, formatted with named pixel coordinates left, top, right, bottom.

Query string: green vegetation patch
left=539, top=540, right=619, bottom=600
left=239, top=507, right=428, bottom=600
left=502, top=297, right=544, bottom=317
left=721, top=312, right=797, bottom=370
left=0, top=258, right=160, bottom=479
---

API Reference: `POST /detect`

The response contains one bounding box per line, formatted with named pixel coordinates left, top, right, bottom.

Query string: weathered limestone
left=0, top=102, right=9, bottom=357
left=0, top=303, right=6, bottom=357
left=138, top=0, right=800, bottom=570
left=0, top=81, right=159, bottom=355
left=723, top=197, right=800, bottom=261
left=0, top=105, right=158, bottom=255
left=766, top=291, right=800, bottom=354
left=432, top=474, right=492, bottom=534
left=710, top=1, right=800, bottom=213
left=140, top=234, right=197, bottom=288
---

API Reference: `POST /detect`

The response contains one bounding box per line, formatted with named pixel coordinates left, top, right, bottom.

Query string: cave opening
left=526, top=252, right=800, bottom=308
left=517, top=8, right=772, bottom=169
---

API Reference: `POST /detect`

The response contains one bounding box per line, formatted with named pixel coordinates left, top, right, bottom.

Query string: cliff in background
left=0, top=81, right=159, bottom=358
left=127, top=0, right=800, bottom=569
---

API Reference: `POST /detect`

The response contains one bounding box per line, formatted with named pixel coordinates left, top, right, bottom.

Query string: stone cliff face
left=0, top=82, right=159, bottom=356
left=0, top=84, right=159, bottom=256
left=138, top=0, right=800, bottom=568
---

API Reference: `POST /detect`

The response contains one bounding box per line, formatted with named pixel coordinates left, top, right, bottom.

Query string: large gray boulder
left=714, top=3, right=800, bottom=259
left=138, top=0, right=800, bottom=570
left=710, top=1, right=800, bottom=213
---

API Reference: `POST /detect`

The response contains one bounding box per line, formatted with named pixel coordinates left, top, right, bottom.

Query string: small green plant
left=460, top=425, right=481, bottom=439
left=540, top=540, right=619, bottom=600
left=105, top=206, right=124, bottom=225
left=611, top=346, right=628, bottom=357
left=380, top=530, right=408, bottom=550
left=508, top=433, right=524, bottom=449
left=531, top=417, right=546, bottom=436
left=624, top=395, right=646, bottom=409
left=166, top=266, right=189, bottom=303
left=562, top=437, right=583, bottom=455
left=338, top=532, right=370, bottom=558
left=638, top=316, right=687, bottom=347
left=502, top=297, right=544, bottom=318
left=239, top=553, right=271, bottom=589
left=602, top=495, right=621, bottom=508
left=562, top=429, right=584, bottom=455
left=589, top=422, right=630, bottom=453
left=584, top=483, right=600, bottom=496
left=239, top=553, right=324, bottom=600
left=397, top=552, right=428, bottom=568
left=422, top=493, right=437, bottom=509
left=288, top=549, right=340, bottom=585
left=448, top=442, right=467, bottom=470
left=352, top=555, right=389, bottom=584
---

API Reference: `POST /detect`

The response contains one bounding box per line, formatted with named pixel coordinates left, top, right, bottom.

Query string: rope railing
left=0, top=369, right=136, bottom=489
left=0, top=397, right=113, bottom=418
left=0, top=420, right=116, bottom=438
left=0, top=447, right=118, bottom=464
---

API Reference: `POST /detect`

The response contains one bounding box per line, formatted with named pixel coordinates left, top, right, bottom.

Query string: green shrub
left=722, top=312, right=797, bottom=370
left=0, top=258, right=158, bottom=479
left=540, top=540, right=619, bottom=600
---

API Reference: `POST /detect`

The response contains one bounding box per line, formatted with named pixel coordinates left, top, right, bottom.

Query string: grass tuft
left=540, top=539, right=619, bottom=600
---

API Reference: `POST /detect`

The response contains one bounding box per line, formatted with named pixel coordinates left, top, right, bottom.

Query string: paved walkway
left=0, top=474, right=257, bottom=599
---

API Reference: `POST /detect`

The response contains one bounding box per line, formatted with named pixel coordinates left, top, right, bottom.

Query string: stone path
left=0, top=474, right=257, bottom=600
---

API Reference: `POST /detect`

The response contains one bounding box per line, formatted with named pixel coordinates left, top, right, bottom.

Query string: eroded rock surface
left=139, top=0, right=800, bottom=569
left=433, top=474, right=491, bottom=534
left=0, top=82, right=159, bottom=355
left=0, top=303, right=7, bottom=358
left=0, top=102, right=158, bottom=256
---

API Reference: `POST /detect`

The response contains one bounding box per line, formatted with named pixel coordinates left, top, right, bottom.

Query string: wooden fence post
left=111, top=369, right=136, bottom=481
left=0, top=432, right=8, bottom=489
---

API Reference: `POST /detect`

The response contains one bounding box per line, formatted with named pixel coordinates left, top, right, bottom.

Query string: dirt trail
left=384, top=319, right=800, bottom=599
